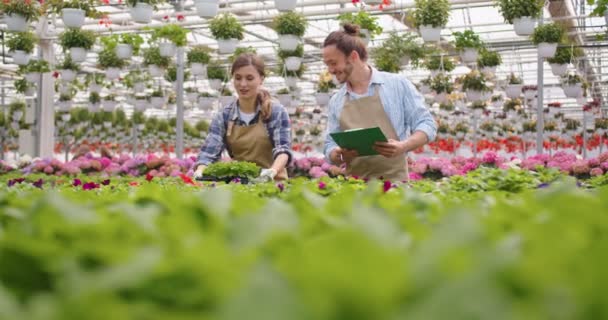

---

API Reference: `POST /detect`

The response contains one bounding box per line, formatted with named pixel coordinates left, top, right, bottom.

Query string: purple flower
left=101, top=179, right=111, bottom=186
left=277, top=183, right=285, bottom=192
left=72, top=179, right=82, bottom=187
left=32, top=179, right=44, bottom=189
left=318, top=181, right=326, bottom=190
left=7, top=179, right=16, bottom=187
left=537, top=183, right=550, bottom=189
left=82, top=182, right=99, bottom=190
left=383, top=180, right=392, bottom=193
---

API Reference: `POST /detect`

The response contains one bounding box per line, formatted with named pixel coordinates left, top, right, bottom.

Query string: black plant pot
left=195, top=176, right=250, bottom=184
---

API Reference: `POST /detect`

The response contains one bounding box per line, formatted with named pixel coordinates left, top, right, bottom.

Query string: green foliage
left=316, top=71, right=336, bottom=93
left=14, top=78, right=30, bottom=94
left=430, top=74, right=453, bottom=94
left=209, top=13, right=245, bottom=40
left=123, top=70, right=151, bottom=89
left=142, top=47, right=171, bottom=68
left=89, top=92, right=101, bottom=105
left=164, top=64, right=191, bottom=82
left=6, top=31, right=37, bottom=54
left=507, top=73, right=523, bottom=85
left=221, top=88, right=233, bottom=96
left=0, top=0, right=41, bottom=21
left=588, top=0, right=608, bottom=17
left=272, top=11, right=308, bottom=36
left=337, top=11, right=383, bottom=39
left=477, top=48, right=502, bottom=67
left=452, top=30, right=484, bottom=50
left=97, top=48, right=125, bottom=69
left=531, top=23, right=564, bottom=44
left=547, top=46, right=582, bottom=65
left=125, top=0, right=165, bottom=9
left=278, top=45, right=304, bottom=59
left=195, top=120, right=210, bottom=132
left=59, top=28, right=96, bottom=50
left=204, top=161, right=261, bottom=179
left=461, top=70, right=490, bottom=92
left=373, top=47, right=401, bottom=73
left=57, top=55, right=79, bottom=71
left=412, top=0, right=451, bottom=28
left=425, top=55, right=455, bottom=72
left=229, top=46, right=258, bottom=63
left=372, top=32, right=426, bottom=72
left=470, top=101, right=487, bottom=110
left=24, top=60, right=50, bottom=73
left=207, top=62, right=228, bottom=80
left=496, top=0, right=543, bottom=24
left=100, top=33, right=146, bottom=56
left=187, top=45, right=212, bottom=64
left=150, top=24, right=190, bottom=47
left=562, top=73, right=583, bottom=85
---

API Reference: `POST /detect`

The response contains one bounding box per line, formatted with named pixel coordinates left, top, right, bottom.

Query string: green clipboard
left=330, top=127, right=388, bottom=156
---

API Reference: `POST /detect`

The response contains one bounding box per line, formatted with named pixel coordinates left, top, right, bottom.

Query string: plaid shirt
left=196, top=100, right=292, bottom=167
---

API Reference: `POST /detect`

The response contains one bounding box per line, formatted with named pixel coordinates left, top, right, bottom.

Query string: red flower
left=383, top=180, right=392, bottom=193
left=129, top=181, right=139, bottom=186
left=177, top=14, right=185, bottom=21
left=52, top=71, right=59, bottom=78
left=163, top=15, right=169, bottom=21
left=146, top=173, right=154, bottom=182
left=179, top=173, right=196, bottom=185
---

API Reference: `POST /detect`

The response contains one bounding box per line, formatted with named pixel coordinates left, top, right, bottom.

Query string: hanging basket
left=116, top=44, right=133, bottom=59
left=130, top=2, right=154, bottom=24
left=25, top=72, right=40, bottom=83
left=278, top=34, right=300, bottom=51
left=148, top=64, right=164, bottom=77
left=60, top=69, right=77, bottom=82
left=550, top=63, right=568, bottom=76
left=198, top=97, right=214, bottom=110
left=133, top=82, right=146, bottom=93
left=105, top=67, right=121, bottom=80
left=195, top=0, right=219, bottom=18
left=159, top=42, right=176, bottom=57
left=513, top=16, right=536, bottom=36
left=11, top=50, right=30, bottom=65
left=274, top=0, right=297, bottom=12
left=61, top=8, right=86, bottom=28
left=217, top=38, right=238, bottom=54
left=419, top=25, right=442, bottom=42
left=460, top=48, right=478, bottom=64
left=90, top=83, right=102, bottom=93
left=562, top=83, right=583, bottom=98
left=466, top=90, right=483, bottom=102
left=538, top=42, right=558, bottom=58
left=5, top=14, right=28, bottom=32
left=187, top=92, right=199, bottom=103
left=505, top=84, right=522, bottom=99
left=150, top=97, right=165, bottom=108
left=208, top=79, right=223, bottom=91
left=400, top=56, right=411, bottom=66
left=480, top=66, right=496, bottom=76
left=190, top=63, right=207, bottom=77
left=434, top=92, right=448, bottom=104
left=219, top=95, right=235, bottom=106
left=102, top=100, right=117, bottom=112
left=284, top=56, right=302, bottom=71
left=69, top=47, right=87, bottom=62
left=523, top=89, right=537, bottom=100
left=315, top=92, right=330, bottom=106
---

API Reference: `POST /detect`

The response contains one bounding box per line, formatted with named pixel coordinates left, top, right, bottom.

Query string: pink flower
left=408, top=172, right=423, bottom=181
left=383, top=180, right=392, bottom=192
left=309, top=166, right=328, bottom=179
left=72, top=178, right=82, bottom=187
left=590, top=167, right=603, bottom=176
left=571, top=160, right=590, bottom=175
left=318, top=181, right=326, bottom=189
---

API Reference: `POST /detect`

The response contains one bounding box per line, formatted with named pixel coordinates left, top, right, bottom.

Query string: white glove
left=193, top=166, right=205, bottom=180
left=257, top=168, right=277, bottom=182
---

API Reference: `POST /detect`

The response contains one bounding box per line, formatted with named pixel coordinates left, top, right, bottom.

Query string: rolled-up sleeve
left=270, top=105, right=293, bottom=165
left=324, top=94, right=342, bottom=164
left=196, top=111, right=226, bottom=166
left=402, top=78, right=437, bottom=142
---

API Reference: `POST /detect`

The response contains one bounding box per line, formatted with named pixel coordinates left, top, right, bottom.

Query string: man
left=323, top=23, right=437, bottom=181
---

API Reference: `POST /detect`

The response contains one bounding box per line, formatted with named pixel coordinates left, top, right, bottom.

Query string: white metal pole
left=176, top=46, right=185, bottom=159
left=536, top=8, right=545, bottom=155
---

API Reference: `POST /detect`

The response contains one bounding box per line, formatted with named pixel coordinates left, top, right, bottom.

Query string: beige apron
left=226, top=118, right=288, bottom=181
left=339, top=86, right=407, bottom=181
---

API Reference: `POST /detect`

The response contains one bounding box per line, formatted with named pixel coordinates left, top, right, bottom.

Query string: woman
left=193, top=53, right=292, bottom=181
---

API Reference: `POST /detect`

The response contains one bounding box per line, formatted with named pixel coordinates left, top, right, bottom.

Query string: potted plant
left=110, top=33, right=144, bottom=59
left=0, top=0, right=42, bottom=31
left=412, top=0, right=451, bottom=42
left=150, top=87, right=165, bottom=108
left=86, top=73, right=105, bottom=93
left=200, top=161, right=260, bottom=184
left=461, top=70, right=490, bottom=102
left=372, top=46, right=401, bottom=73
left=59, top=28, right=96, bottom=62
left=430, top=74, right=453, bottom=104
left=126, top=0, right=165, bottom=24
left=337, top=11, right=383, bottom=44
left=209, top=13, right=245, bottom=54
left=194, top=0, right=219, bottom=18
left=165, top=64, right=191, bottom=83
left=274, top=0, right=297, bottom=12
left=47, top=0, right=100, bottom=28
left=547, top=46, right=580, bottom=76
left=561, top=73, right=584, bottom=98
left=505, top=73, right=523, bottom=99
left=276, top=88, right=292, bottom=106
left=278, top=45, right=304, bottom=71
left=150, top=24, right=190, bottom=57
left=97, top=48, right=125, bottom=80
left=316, top=70, right=336, bottom=106
left=228, top=46, right=257, bottom=63
left=56, top=56, right=80, bottom=82
left=143, top=47, right=171, bottom=77
left=470, top=101, right=487, bottom=117
left=89, top=91, right=101, bottom=107
left=531, top=23, right=563, bottom=58
left=6, top=31, right=37, bottom=65
left=219, top=88, right=234, bottom=105
left=375, top=32, right=425, bottom=68
left=522, top=85, right=538, bottom=100
left=272, top=11, right=307, bottom=51
left=198, top=92, right=216, bottom=110
left=418, top=76, right=432, bottom=94
left=491, top=94, right=503, bottom=109
left=496, top=0, right=543, bottom=36
left=206, top=62, right=227, bottom=90
left=187, top=45, right=212, bottom=76
left=424, top=54, right=455, bottom=75
left=477, top=48, right=502, bottom=74
left=454, top=122, right=469, bottom=138
left=452, top=30, right=485, bottom=63
left=23, top=60, right=50, bottom=83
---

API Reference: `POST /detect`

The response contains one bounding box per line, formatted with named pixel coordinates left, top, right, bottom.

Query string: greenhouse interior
left=1, top=0, right=608, bottom=318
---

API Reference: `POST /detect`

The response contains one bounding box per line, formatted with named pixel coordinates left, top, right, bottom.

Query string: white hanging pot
left=150, top=97, right=165, bottom=108
left=90, top=83, right=102, bottom=93
left=472, top=108, right=484, bottom=117
left=60, top=69, right=77, bottom=82
left=57, top=101, right=72, bottom=111
left=563, top=83, right=582, bottom=98
left=505, top=84, right=522, bottom=99
left=25, top=86, right=36, bottom=96
left=576, top=96, right=587, bottom=105
left=285, top=76, right=298, bottom=88
left=550, top=63, right=568, bottom=76
left=217, top=38, right=238, bottom=54
left=195, top=0, right=219, bottom=18
left=219, top=95, right=234, bottom=106
left=315, top=92, right=330, bottom=106
left=88, top=103, right=100, bottom=113
left=278, top=34, right=300, bottom=51
left=103, top=122, right=112, bottom=129
left=61, top=8, right=86, bottom=28
left=466, top=90, right=483, bottom=102
left=69, top=47, right=87, bottom=62
left=419, top=25, right=442, bottom=42
left=159, top=42, right=176, bottom=57
left=190, top=63, right=207, bottom=77
left=492, top=100, right=503, bottom=109
left=5, top=14, right=28, bottom=32
left=105, top=67, right=121, bottom=80
left=480, top=66, right=496, bottom=76
left=434, top=92, right=448, bottom=104
left=137, top=124, right=146, bottom=130
left=148, top=64, right=164, bottom=77
left=198, top=97, right=214, bottom=110
left=187, top=92, right=199, bottom=103
left=61, top=113, right=71, bottom=122
left=133, top=82, right=146, bottom=93
left=359, top=29, right=370, bottom=46
left=274, top=0, right=297, bottom=12
left=605, top=11, right=608, bottom=26
left=400, top=56, right=411, bottom=66
left=208, top=79, right=222, bottom=90
left=25, top=72, right=40, bottom=83
left=11, top=50, right=30, bottom=65
left=102, top=100, right=117, bottom=112
left=284, top=56, right=302, bottom=71
left=130, top=2, right=154, bottom=24
left=115, top=44, right=133, bottom=59
left=538, top=42, right=558, bottom=58
left=523, top=89, right=537, bottom=100
left=460, top=48, right=478, bottom=64
left=513, top=16, right=536, bottom=36
left=277, top=94, right=292, bottom=107
left=135, top=99, right=147, bottom=110
left=419, top=84, right=431, bottom=94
